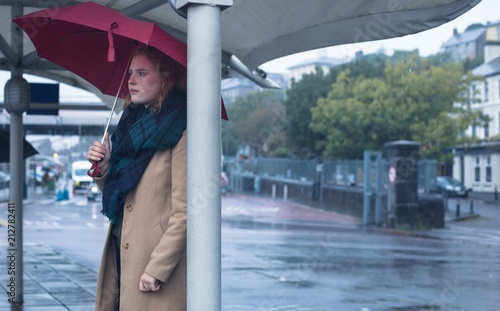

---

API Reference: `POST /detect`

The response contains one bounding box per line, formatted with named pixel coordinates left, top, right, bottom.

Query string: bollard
left=284, top=185, right=288, bottom=202
left=443, top=192, right=449, bottom=211
left=469, top=199, right=474, bottom=214
left=272, top=184, right=276, bottom=200
left=456, top=199, right=460, bottom=218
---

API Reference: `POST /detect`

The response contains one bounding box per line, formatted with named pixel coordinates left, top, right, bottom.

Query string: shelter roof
left=0, top=0, right=482, bottom=111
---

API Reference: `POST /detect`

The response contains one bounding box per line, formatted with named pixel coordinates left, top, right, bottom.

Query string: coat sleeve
left=144, top=130, right=187, bottom=283
left=93, top=170, right=107, bottom=191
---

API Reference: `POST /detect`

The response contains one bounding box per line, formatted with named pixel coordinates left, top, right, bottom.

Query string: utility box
left=384, top=140, right=420, bottom=228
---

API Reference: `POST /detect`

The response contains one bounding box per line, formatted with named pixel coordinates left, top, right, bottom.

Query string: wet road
left=1, top=192, right=499, bottom=310
left=221, top=195, right=500, bottom=311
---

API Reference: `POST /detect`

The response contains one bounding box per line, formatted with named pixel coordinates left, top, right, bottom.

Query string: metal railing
left=225, top=156, right=438, bottom=193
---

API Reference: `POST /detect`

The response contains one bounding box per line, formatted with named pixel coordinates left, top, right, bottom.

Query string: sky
left=260, top=0, right=499, bottom=73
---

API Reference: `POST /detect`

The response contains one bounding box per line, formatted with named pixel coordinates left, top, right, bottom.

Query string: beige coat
left=94, top=130, right=187, bottom=311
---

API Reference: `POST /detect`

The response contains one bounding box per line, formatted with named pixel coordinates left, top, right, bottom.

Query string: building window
left=485, top=156, right=492, bottom=183
left=498, top=78, right=500, bottom=100
left=485, top=122, right=490, bottom=138
left=472, top=125, right=476, bottom=137
left=471, top=84, right=477, bottom=104
left=474, top=157, right=481, bottom=182
left=484, top=81, right=489, bottom=102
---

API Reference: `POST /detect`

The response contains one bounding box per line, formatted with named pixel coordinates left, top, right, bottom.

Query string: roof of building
left=473, top=55, right=500, bottom=77
left=442, top=27, right=485, bottom=48
left=486, top=19, right=500, bottom=28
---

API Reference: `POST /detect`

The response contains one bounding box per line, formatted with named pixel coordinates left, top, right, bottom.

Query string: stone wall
left=238, top=174, right=444, bottom=228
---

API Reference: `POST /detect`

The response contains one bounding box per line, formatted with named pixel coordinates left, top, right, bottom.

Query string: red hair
left=123, top=45, right=186, bottom=112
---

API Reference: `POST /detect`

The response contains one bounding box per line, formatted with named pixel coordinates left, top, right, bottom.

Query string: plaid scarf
left=101, top=89, right=187, bottom=223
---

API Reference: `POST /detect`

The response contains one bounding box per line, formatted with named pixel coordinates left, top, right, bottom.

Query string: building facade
left=286, top=53, right=348, bottom=87
left=441, top=26, right=486, bottom=62
left=453, top=20, right=500, bottom=195
left=221, top=73, right=287, bottom=105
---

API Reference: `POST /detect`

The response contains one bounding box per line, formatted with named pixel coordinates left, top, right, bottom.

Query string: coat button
left=124, top=243, right=129, bottom=250
left=126, top=204, right=133, bottom=212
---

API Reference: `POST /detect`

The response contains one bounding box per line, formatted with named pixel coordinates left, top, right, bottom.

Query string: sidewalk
left=0, top=243, right=96, bottom=311
left=0, top=191, right=498, bottom=310
left=443, top=196, right=500, bottom=230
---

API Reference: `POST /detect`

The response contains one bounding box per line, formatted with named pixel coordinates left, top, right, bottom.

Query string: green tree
left=339, top=52, right=388, bottom=79
left=284, top=54, right=389, bottom=158
left=463, top=55, right=484, bottom=72
left=284, top=68, right=333, bottom=158
left=310, top=69, right=401, bottom=158
left=310, top=52, right=486, bottom=161
left=222, top=90, right=286, bottom=157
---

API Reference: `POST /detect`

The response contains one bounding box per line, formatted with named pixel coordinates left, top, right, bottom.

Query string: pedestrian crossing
left=19, top=196, right=110, bottom=229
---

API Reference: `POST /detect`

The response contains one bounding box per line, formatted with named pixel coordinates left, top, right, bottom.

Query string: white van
left=71, top=161, right=93, bottom=192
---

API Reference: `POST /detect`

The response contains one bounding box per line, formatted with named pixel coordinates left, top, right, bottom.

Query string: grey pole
left=9, top=110, right=23, bottom=304
left=5, top=2, right=28, bottom=304
left=362, top=151, right=371, bottom=226
left=375, top=152, right=382, bottom=226
left=186, top=3, right=224, bottom=310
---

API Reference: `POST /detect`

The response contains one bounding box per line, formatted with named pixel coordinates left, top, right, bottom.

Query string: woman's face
left=128, top=54, right=162, bottom=105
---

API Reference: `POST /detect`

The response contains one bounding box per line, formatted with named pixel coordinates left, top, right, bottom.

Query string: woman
left=87, top=45, right=187, bottom=311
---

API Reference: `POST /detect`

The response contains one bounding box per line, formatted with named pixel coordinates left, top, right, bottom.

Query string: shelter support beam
left=363, top=150, right=383, bottom=226
left=221, top=53, right=281, bottom=89
left=183, top=1, right=231, bottom=310
left=0, top=34, right=18, bottom=66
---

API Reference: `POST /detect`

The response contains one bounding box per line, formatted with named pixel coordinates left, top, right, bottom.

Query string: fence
left=225, top=157, right=438, bottom=194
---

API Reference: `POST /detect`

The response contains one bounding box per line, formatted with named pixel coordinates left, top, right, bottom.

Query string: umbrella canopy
left=13, top=1, right=228, bottom=119
left=0, top=130, right=38, bottom=162
left=12, top=1, right=186, bottom=99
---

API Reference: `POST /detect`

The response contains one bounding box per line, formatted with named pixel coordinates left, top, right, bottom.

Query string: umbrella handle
left=87, top=162, right=100, bottom=178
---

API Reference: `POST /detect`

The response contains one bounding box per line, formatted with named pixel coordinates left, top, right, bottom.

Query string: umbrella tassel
left=107, top=22, right=118, bottom=62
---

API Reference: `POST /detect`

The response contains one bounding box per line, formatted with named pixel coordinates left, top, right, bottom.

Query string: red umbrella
left=14, top=1, right=227, bottom=177
left=12, top=1, right=227, bottom=119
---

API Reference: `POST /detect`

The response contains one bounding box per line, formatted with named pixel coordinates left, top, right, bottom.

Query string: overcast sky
left=261, top=0, right=499, bottom=73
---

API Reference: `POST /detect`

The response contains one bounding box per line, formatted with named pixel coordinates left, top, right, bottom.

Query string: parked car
left=435, top=176, right=471, bottom=198
left=87, top=181, right=102, bottom=201
left=0, top=171, right=10, bottom=189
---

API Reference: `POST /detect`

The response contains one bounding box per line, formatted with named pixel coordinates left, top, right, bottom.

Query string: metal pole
left=10, top=2, right=24, bottom=304
left=9, top=113, right=23, bottom=304
left=375, top=152, right=382, bottom=226
left=362, top=151, right=371, bottom=226
left=186, top=4, right=222, bottom=310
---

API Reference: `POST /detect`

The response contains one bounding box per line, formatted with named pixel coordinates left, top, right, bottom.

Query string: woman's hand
left=139, top=272, right=161, bottom=292
left=86, top=132, right=111, bottom=175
